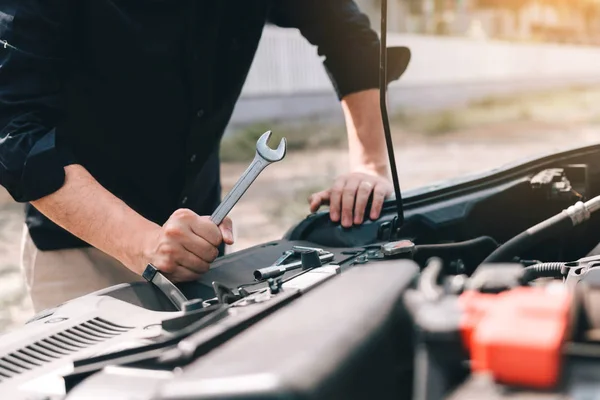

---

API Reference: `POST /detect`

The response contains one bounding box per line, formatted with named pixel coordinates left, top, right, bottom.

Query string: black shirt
left=0, top=0, right=383, bottom=251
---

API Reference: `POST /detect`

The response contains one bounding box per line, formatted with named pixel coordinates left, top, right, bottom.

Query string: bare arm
left=342, top=89, right=390, bottom=178
left=309, top=89, right=393, bottom=227
left=0, top=3, right=151, bottom=261
left=30, top=165, right=158, bottom=274
left=0, top=2, right=231, bottom=282
left=270, top=1, right=395, bottom=227
left=31, top=165, right=233, bottom=281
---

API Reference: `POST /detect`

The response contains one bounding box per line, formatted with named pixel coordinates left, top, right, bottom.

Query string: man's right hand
left=143, top=209, right=234, bottom=283
left=31, top=166, right=234, bottom=284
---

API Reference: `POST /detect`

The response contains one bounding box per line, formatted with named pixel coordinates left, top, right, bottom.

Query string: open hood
left=0, top=139, right=599, bottom=399
left=2, top=1, right=600, bottom=398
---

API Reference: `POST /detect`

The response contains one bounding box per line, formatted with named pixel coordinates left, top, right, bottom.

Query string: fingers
left=341, top=178, right=360, bottom=228
left=329, top=177, right=347, bottom=223
left=308, top=190, right=330, bottom=213
left=178, top=234, right=219, bottom=264
left=185, top=213, right=222, bottom=247
left=153, top=236, right=213, bottom=274
left=370, top=183, right=389, bottom=221
left=177, top=251, right=211, bottom=275
left=219, top=217, right=234, bottom=245
left=323, top=173, right=393, bottom=227
left=168, top=264, right=203, bottom=283
left=149, top=209, right=233, bottom=282
left=353, top=181, right=374, bottom=225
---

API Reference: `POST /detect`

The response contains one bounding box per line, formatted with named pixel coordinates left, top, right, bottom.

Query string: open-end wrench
left=210, top=130, right=286, bottom=225
left=143, top=130, right=286, bottom=311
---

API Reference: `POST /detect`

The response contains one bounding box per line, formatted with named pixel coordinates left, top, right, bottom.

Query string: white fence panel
left=240, top=26, right=600, bottom=98
left=242, top=27, right=331, bottom=96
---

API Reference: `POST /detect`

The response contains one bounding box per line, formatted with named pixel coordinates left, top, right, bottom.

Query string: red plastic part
left=459, top=287, right=571, bottom=389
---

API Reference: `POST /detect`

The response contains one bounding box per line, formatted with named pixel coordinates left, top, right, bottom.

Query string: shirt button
left=190, top=154, right=197, bottom=163
left=181, top=196, right=188, bottom=205
left=196, top=109, right=204, bottom=118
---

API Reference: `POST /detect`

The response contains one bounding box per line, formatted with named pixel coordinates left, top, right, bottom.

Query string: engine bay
left=3, top=0, right=600, bottom=397
left=1, top=143, right=600, bottom=399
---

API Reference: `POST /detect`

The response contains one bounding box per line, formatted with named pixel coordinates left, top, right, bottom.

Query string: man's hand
left=31, top=165, right=234, bottom=283
left=142, top=209, right=234, bottom=283
left=309, top=171, right=393, bottom=228
left=309, top=89, right=393, bottom=227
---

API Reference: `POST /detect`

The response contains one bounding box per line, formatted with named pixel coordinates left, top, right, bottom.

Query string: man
left=0, top=1, right=396, bottom=312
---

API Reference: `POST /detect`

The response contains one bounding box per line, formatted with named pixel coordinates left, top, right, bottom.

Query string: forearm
left=30, top=164, right=159, bottom=274
left=341, top=89, right=390, bottom=178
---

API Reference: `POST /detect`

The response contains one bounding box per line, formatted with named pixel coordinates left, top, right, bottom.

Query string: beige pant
left=20, top=226, right=144, bottom=313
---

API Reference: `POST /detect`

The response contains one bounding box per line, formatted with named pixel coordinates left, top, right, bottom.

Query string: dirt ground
left=223, top=121, right=600, bottom=250
left=0, top=88, right=599, bottom=334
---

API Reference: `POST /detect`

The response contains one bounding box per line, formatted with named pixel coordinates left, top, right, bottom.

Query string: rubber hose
left=520, top=262, right=565, bottom=283
left=414, top=236, right=499, bottom=263
left=414, top=236, right=499, bottom=254
left=482, top=212, right=573, bottom=263
left=413, top=236, right=499, bottom=274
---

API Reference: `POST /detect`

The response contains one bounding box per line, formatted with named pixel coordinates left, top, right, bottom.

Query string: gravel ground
left=0, top=104, right=598, bottom=335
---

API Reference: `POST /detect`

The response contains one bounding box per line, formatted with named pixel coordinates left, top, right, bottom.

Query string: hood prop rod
left=379, top=0, right=405, bottom=234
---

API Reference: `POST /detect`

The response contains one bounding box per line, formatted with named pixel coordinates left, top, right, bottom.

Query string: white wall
left=386, top=34, right=600, bottom=85
left=240, top=26, right=600, bottom=97
left=229, top=26, right=600, bottom=126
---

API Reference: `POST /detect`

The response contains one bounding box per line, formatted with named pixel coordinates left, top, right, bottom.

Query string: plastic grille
left=0, top=318, right=132, bottom=382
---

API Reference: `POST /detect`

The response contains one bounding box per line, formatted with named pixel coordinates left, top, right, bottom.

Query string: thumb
left=309, top=191, right=330, bottom=213
left=219, top=217, right=234, bottom=245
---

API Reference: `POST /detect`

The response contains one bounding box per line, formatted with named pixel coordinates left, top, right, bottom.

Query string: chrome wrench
left=143, top=130, right=286, bottom=311
left=210, top=130, right=287, bottom=225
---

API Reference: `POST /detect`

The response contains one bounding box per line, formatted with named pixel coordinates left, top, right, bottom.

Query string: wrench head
left=256, top=130, right=286, bottom=162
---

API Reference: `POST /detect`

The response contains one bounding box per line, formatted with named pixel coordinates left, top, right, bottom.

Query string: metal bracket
left=142, top=264, right=204, bottom=312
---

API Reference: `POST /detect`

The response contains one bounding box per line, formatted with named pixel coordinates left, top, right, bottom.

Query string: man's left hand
left=308, top=172, right=393, bottom=228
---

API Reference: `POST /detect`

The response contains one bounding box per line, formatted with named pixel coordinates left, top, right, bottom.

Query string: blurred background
left=2, top=0, right=600, bottom=333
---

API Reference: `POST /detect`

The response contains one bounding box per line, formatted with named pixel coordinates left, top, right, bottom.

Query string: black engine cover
left=67, top=259, right=419, bottom=400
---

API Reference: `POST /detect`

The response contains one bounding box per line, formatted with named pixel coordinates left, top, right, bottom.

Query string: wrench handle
left=210, top=154, right=269, bottom=226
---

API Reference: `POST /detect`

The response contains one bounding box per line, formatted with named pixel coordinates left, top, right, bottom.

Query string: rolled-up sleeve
left=269, top=0, right=383, bottom=100
left=0, top=0, right=75, bottom=202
